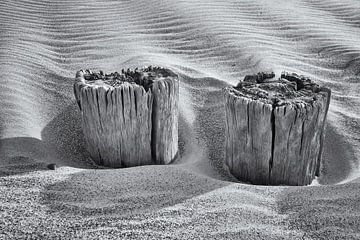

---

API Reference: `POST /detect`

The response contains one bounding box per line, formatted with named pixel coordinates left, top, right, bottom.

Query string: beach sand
left=1, top=0, right=359, bottom=239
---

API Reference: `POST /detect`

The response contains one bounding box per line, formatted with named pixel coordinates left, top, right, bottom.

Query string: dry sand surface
left=1, top=0, right=360, bottom=239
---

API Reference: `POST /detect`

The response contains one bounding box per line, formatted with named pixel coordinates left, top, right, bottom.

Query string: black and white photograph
left=0, top=0, right=359, bottom=239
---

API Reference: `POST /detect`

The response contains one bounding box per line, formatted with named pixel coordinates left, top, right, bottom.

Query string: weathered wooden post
left=224, top=72, right=331, bottom=185
left=74, top=67, right=179, bottom=168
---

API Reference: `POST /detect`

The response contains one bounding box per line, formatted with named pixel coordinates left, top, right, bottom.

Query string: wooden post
left=224, top=72, right=331, bottom=186
left=74, top=67, right=179, bottom=168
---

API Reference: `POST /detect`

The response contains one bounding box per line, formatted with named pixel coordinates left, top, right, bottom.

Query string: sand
left=1, top=0, right=360, bottom=239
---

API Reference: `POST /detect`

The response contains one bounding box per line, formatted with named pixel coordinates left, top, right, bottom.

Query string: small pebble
left=47, top=163, right=57, bottom=170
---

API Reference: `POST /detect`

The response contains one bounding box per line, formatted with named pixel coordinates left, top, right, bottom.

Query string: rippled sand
left=1, top=0, right=360, bottom=239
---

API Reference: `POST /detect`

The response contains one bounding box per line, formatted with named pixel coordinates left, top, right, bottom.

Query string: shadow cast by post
left=40, top=165, right=230, bottom=219
left=318, top=123, right=356, bottom=185
left=0, top=137, right=54, bottom=176
left=0, top=102, right=96, bottom=177
left=40, top=103, right=95, bottom=169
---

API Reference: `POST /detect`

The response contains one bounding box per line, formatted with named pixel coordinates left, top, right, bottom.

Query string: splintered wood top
left=75, top=66, right=177, bottom=91
left=228, top=72, right=330, bottom=107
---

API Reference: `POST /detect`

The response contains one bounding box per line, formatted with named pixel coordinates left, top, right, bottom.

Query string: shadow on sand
left=0, top=137, right=55, bottom=176
left=318, top=123, right=356, bottom=185
left=40, top=165, right=230, bottom=219
left=40, top=103, right=94, bottom=168
left=0, top=103, right=95, bottom=177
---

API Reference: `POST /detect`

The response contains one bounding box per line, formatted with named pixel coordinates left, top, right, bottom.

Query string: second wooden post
left=224, top=72, right=331, bottom=185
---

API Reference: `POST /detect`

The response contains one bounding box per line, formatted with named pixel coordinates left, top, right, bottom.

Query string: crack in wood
left=269, top=104, right=276, bottom=181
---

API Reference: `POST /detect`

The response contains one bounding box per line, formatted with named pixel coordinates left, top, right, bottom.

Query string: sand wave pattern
left=1, top=0, right=360, bottom=239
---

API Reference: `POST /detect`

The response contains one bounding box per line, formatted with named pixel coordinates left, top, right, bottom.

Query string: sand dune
left=1, top=0, right=360, bottom=239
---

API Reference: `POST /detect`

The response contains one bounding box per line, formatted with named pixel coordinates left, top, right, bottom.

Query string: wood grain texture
left=151, top=78, right=179, bottom=164
left=74, top=69, right=178, bottom=168
left=224, top=72, right=331, bottom=186
left=224, top=92, right=273, bottom=184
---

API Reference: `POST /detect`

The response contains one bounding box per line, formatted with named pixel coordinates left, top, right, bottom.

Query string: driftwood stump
left=74, top=67, right=179, bottom=168
left=224, top=72, right=331, bottom=185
